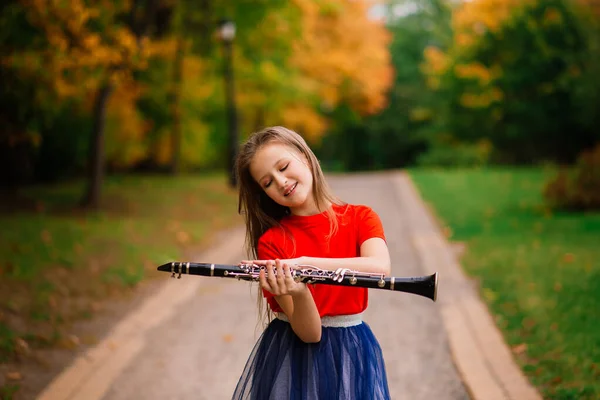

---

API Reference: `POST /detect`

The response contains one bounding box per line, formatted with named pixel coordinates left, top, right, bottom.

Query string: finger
left=283, top=263, right=293, bottom=278
left=275, top=260, right=285, bottom=282
left=259, top=269, right=271, bottom=292
left=266, top=261, right=278, bottom=291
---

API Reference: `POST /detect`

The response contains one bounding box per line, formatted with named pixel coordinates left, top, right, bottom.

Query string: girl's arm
left=259, top=260, right=322, bottom=343
left=248, top=237, right=391, bottom=276
left=299, top=237, right=391, bottom=275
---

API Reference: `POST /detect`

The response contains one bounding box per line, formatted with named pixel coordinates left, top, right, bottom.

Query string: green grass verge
left=0, top=173, right=240, bottom=362
left=409, top=167, right=600, bottom=400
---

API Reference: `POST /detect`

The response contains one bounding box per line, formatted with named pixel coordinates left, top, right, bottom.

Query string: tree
left=422, top=0, right=596, bottom=163
left=316, top=0, right=451, bottom=170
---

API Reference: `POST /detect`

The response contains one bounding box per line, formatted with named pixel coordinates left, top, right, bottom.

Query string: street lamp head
left=218, top=19, right=236, bottom=42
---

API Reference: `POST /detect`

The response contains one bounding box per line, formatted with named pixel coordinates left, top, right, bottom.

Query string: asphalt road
left=100, top=173, right=469, bottom=400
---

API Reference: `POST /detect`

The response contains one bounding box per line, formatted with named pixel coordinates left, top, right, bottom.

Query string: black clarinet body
left=157, top=262, right=438, bottom=302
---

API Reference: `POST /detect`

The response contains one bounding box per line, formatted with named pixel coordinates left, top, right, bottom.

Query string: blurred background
left=1, top=0, right=599, bottom=399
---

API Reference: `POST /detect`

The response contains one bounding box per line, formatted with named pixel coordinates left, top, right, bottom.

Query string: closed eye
left=280, top=163, right=289, bottom=172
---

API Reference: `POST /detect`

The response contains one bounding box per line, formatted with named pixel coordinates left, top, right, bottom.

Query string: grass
left=0, top=173, right=241, bottom=364
left=409, top=167, right=600, bottom=400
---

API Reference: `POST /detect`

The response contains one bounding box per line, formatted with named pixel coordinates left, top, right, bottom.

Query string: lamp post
left=218, top=19, right=239, bottom=187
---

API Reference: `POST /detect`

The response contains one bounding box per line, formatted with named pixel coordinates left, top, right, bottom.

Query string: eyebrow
left=258, top=158, right=285, bottom=182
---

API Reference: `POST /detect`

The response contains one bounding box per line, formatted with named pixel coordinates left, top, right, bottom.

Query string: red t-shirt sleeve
left=356, top=206, right=386, bottom=246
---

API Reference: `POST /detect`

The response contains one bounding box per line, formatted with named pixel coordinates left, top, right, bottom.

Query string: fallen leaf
left=563, top=253, right=574, bottom=263
left=6, top=371, right=22, bottom=380
left=69, top=334, right=81, bottom=347
left=442, top=226, right=453, bottom=238
left=512, top=343, right=527, bottom=354
left=15, top=338, right=30, bottom=356
left=553, top=282, right=562, bottom=292
left=176, top=231, right=191, bottom=244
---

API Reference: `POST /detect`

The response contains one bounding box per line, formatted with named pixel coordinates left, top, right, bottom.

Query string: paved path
left=101, top=172, right=467, bottom=399
left=38, top=171, right=538, bottom=400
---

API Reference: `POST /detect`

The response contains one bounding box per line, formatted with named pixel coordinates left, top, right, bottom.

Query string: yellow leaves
left=181, top=118, right=214, bottom=168
left=112, top=27, right=138, bottom=54
left=104, top=82, right=147, bottom=168
left=12, top=0, right=157, bottom=105
left=453, top=0, right=534, bottom=38
left=459, top=87, right=503, bottom=108
left=290, top=0, right=393, bottom=116
left=422, top=46, right=449, bottom=89
left=456, top=32, right=476, bottom=48
left=281, top=104, right=329, bottom=143
left=82, top=33, right=101, bottom=50
left=455, top=63, right=494, bottom=85
left=146, top=37, right=179, bottom=59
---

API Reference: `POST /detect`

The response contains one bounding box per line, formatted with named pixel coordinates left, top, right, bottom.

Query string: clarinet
left=157, top=262, right=438, bottom=302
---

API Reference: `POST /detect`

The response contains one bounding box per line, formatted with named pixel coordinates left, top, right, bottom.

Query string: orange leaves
left=280, top=104, right=329, bottom=143
left=454, top=63, right=494, bottom=85
left=290, top=0, right=393, bottom=118
left=9, top=0, right=154, bottom=104
left=104, top=82, right=147, bottom=168
left=453, top=0, right=533, bottom=39
left=422, top=46, right=449, bottom=89
left=227, top=1, right=392, bottom=142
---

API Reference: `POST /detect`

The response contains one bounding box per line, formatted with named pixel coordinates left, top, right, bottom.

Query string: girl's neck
left=290, top=199, right=331, bottom=217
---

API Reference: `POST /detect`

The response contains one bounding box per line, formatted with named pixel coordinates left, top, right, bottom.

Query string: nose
left=274, top=174, right=287, bottom=189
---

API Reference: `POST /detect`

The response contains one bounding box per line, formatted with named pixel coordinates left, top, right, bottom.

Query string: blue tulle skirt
left=233, top=316, right=390, bottom=400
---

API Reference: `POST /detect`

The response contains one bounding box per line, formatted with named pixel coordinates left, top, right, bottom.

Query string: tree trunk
left=169, top=37, right=184, bottom=174
left=81, top=83, right=113, bottom=209
left=80, top=0, right=158, bottom=208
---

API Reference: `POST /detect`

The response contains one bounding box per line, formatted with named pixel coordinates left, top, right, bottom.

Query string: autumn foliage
left=0, top=0, right=393, bottom=184
left=419, top=0, right=598, bottom=164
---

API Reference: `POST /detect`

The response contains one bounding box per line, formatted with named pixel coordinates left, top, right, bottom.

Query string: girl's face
left=249, top=142, right=316, bottom=216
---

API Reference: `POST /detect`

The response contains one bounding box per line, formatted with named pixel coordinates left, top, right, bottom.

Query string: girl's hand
left=259, top=259, right=307, bottom=297
left=240, top=257, right=303, bottom=267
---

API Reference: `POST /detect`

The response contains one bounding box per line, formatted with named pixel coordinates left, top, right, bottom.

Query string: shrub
left=544, top=143, right=600, bottom=211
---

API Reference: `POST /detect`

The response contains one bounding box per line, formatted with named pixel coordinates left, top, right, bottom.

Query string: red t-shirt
left=257, top=203, right=386, bottom=317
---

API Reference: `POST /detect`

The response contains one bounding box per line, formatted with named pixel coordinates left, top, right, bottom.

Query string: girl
left=233, top=126, right=392, bottom=400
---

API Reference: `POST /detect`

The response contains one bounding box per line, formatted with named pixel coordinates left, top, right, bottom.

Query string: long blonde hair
left=235, top=126, right=341, bottom=325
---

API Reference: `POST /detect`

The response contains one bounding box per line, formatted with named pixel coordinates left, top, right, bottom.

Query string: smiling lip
left=284, top=183, right=297, bottom=197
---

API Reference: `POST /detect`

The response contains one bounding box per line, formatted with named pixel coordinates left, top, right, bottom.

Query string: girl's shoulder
left=334, top=203, right=377, bottom=219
